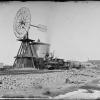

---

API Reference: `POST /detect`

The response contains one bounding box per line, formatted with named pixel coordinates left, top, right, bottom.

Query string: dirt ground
left=0, top=67, right=100, bottom=99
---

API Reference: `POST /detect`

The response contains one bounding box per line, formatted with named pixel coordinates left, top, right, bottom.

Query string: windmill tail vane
left=30, top=24, right=47, bottom=32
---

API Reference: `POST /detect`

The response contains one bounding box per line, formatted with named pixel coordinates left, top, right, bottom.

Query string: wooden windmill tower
left=13, top=7, right=47, bottom=68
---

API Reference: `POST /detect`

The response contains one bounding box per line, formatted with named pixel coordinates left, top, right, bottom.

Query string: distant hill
left=87, top=60, right=100, bottom=65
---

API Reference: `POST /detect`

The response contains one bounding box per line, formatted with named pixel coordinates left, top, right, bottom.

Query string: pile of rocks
left=0, top=71, right=65, bottom=92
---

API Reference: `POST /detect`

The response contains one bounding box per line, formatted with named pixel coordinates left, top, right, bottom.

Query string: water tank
left=31, top=42, right=50, bottom=58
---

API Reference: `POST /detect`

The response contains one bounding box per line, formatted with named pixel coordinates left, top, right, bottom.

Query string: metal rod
left=30, top=24, right=39, bottom=28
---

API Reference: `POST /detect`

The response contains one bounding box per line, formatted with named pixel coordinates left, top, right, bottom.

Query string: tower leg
left=29, top=43, right=35, bottom=68
left=13, top=42, right=23, bottom=68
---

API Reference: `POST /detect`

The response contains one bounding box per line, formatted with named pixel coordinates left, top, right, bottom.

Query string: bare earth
left=0, top=67, right=100, bottom=99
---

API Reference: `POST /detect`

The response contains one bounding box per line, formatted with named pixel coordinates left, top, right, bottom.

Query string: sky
left=0, top=1, right=100, bottom=65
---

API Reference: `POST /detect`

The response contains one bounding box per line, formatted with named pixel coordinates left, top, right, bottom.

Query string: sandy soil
left=0, top=67, right=100, bottom=99
left=53, top=78, right=100, bottom=100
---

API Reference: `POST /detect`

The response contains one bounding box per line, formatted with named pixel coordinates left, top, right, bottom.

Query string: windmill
left=13, top=7, right=47, bottom=69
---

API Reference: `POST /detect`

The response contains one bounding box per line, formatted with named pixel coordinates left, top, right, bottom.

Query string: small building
left=87, top=60, right=100, bottom=65
left=0, top=63, right=3, bottom=68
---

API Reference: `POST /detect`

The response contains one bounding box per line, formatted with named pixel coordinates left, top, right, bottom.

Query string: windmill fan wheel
left=13, top=7, right=31, bottom=39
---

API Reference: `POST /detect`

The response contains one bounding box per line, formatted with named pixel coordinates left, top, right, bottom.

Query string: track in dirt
left=0, top=69, right=64, bottom=75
